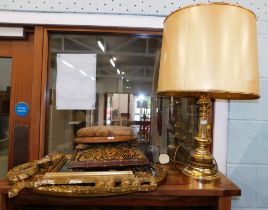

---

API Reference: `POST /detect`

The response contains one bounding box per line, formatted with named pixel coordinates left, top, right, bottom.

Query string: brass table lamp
left=157, top=3, right=260, bottom=182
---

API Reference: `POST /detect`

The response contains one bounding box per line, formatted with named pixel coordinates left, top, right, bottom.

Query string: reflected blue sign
left=15, top=102, right=29, bottom=117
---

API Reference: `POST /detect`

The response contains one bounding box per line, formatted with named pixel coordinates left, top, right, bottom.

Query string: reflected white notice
left=56, top=54, right=96, bottom=110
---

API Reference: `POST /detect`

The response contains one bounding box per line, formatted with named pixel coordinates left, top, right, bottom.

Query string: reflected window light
left=110, top=58, right=115, bottom=67
left=79, top=70, right=88, bottom=77
left=117, top=68, right=120, bottom=75
left=62, top=60, right=74, bottom=69
left=97, top=40, right=105, bottom=52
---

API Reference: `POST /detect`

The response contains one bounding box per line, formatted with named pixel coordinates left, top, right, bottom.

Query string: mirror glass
left=47, top=33, right=162, bottom=154
left=46, top=32, right=198, bottom=164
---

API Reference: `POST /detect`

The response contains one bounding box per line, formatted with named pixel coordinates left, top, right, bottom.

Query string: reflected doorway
left=104, top=93, right=151, bottom=140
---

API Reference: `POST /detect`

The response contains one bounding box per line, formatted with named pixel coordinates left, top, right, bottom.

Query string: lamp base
left=182, top=95, right=220, bottom=184
left=183, top=165, right=220, bottom=184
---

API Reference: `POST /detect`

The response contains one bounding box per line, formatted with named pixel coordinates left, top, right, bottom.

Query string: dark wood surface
left=12, top=125, right=29, bottom=167
left=0, top=164, right=240, bottom=210
left=0, top=40, right=12, bottom=57
left=29, top=26, right=45, bottom=161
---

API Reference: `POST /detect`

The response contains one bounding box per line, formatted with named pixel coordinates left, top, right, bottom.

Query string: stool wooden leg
left=217, top=196, right=231, bottom=210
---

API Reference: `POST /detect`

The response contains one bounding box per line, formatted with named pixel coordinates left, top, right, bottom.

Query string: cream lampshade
left=158, top=3, right=260, bottom=181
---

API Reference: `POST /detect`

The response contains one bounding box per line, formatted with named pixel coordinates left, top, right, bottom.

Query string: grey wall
left=227, top=21, right=268, bottom=210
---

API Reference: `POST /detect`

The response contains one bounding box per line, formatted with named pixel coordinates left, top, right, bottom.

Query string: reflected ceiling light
left=97, top=40, right=105, bottom=52
left=79, top=70, right=88, bottom=77
left=127, top=79, right=129, bottom=82
left=110, top=58, right=116, bottom=67
left=121, top=76, right=124, bottom=80
left=112, top=57, right=117, bottom=61
left=90, top=76, right=96, bottom=81
left=122, top=71, right=125, bottom=75
left=117, top=68, right=120, bottom=75
left=138, top=94, right=145, bottom=100
left=62, top=60, right=74, bottom=69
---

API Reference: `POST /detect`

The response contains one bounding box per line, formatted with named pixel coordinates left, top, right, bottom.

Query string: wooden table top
left=0, top=163, right=241, bottom=197
left=0, top=164, right=241, bottom=209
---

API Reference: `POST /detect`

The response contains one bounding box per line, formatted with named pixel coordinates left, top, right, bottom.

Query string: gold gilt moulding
left=7, top=153, right=166, bottom=198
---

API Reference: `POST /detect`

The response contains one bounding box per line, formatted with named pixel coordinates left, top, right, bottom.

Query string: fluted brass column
left=183, top=95, right=219, bottom=182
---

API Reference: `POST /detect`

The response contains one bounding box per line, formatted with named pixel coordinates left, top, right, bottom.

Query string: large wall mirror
left=46, top=31, right=199, bottom=164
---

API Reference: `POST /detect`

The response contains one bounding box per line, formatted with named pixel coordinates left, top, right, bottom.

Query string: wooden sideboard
left=0, top=164, right=240, bottom=210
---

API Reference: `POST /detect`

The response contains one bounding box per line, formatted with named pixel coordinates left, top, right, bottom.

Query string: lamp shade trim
left=164, top=2, right=257, bottom=23
left=157, top=90, right=260, bottom=100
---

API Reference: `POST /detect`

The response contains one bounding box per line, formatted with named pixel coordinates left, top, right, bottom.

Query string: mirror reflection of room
left=47, top=34, right=162, bottom=154
left=47, top=33, right=198, bottom=165
left=0, top=58, right=12, bottom=179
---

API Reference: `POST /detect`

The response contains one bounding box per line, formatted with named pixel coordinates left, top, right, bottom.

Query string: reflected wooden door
left=0, top=31, right=36, bottom=170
